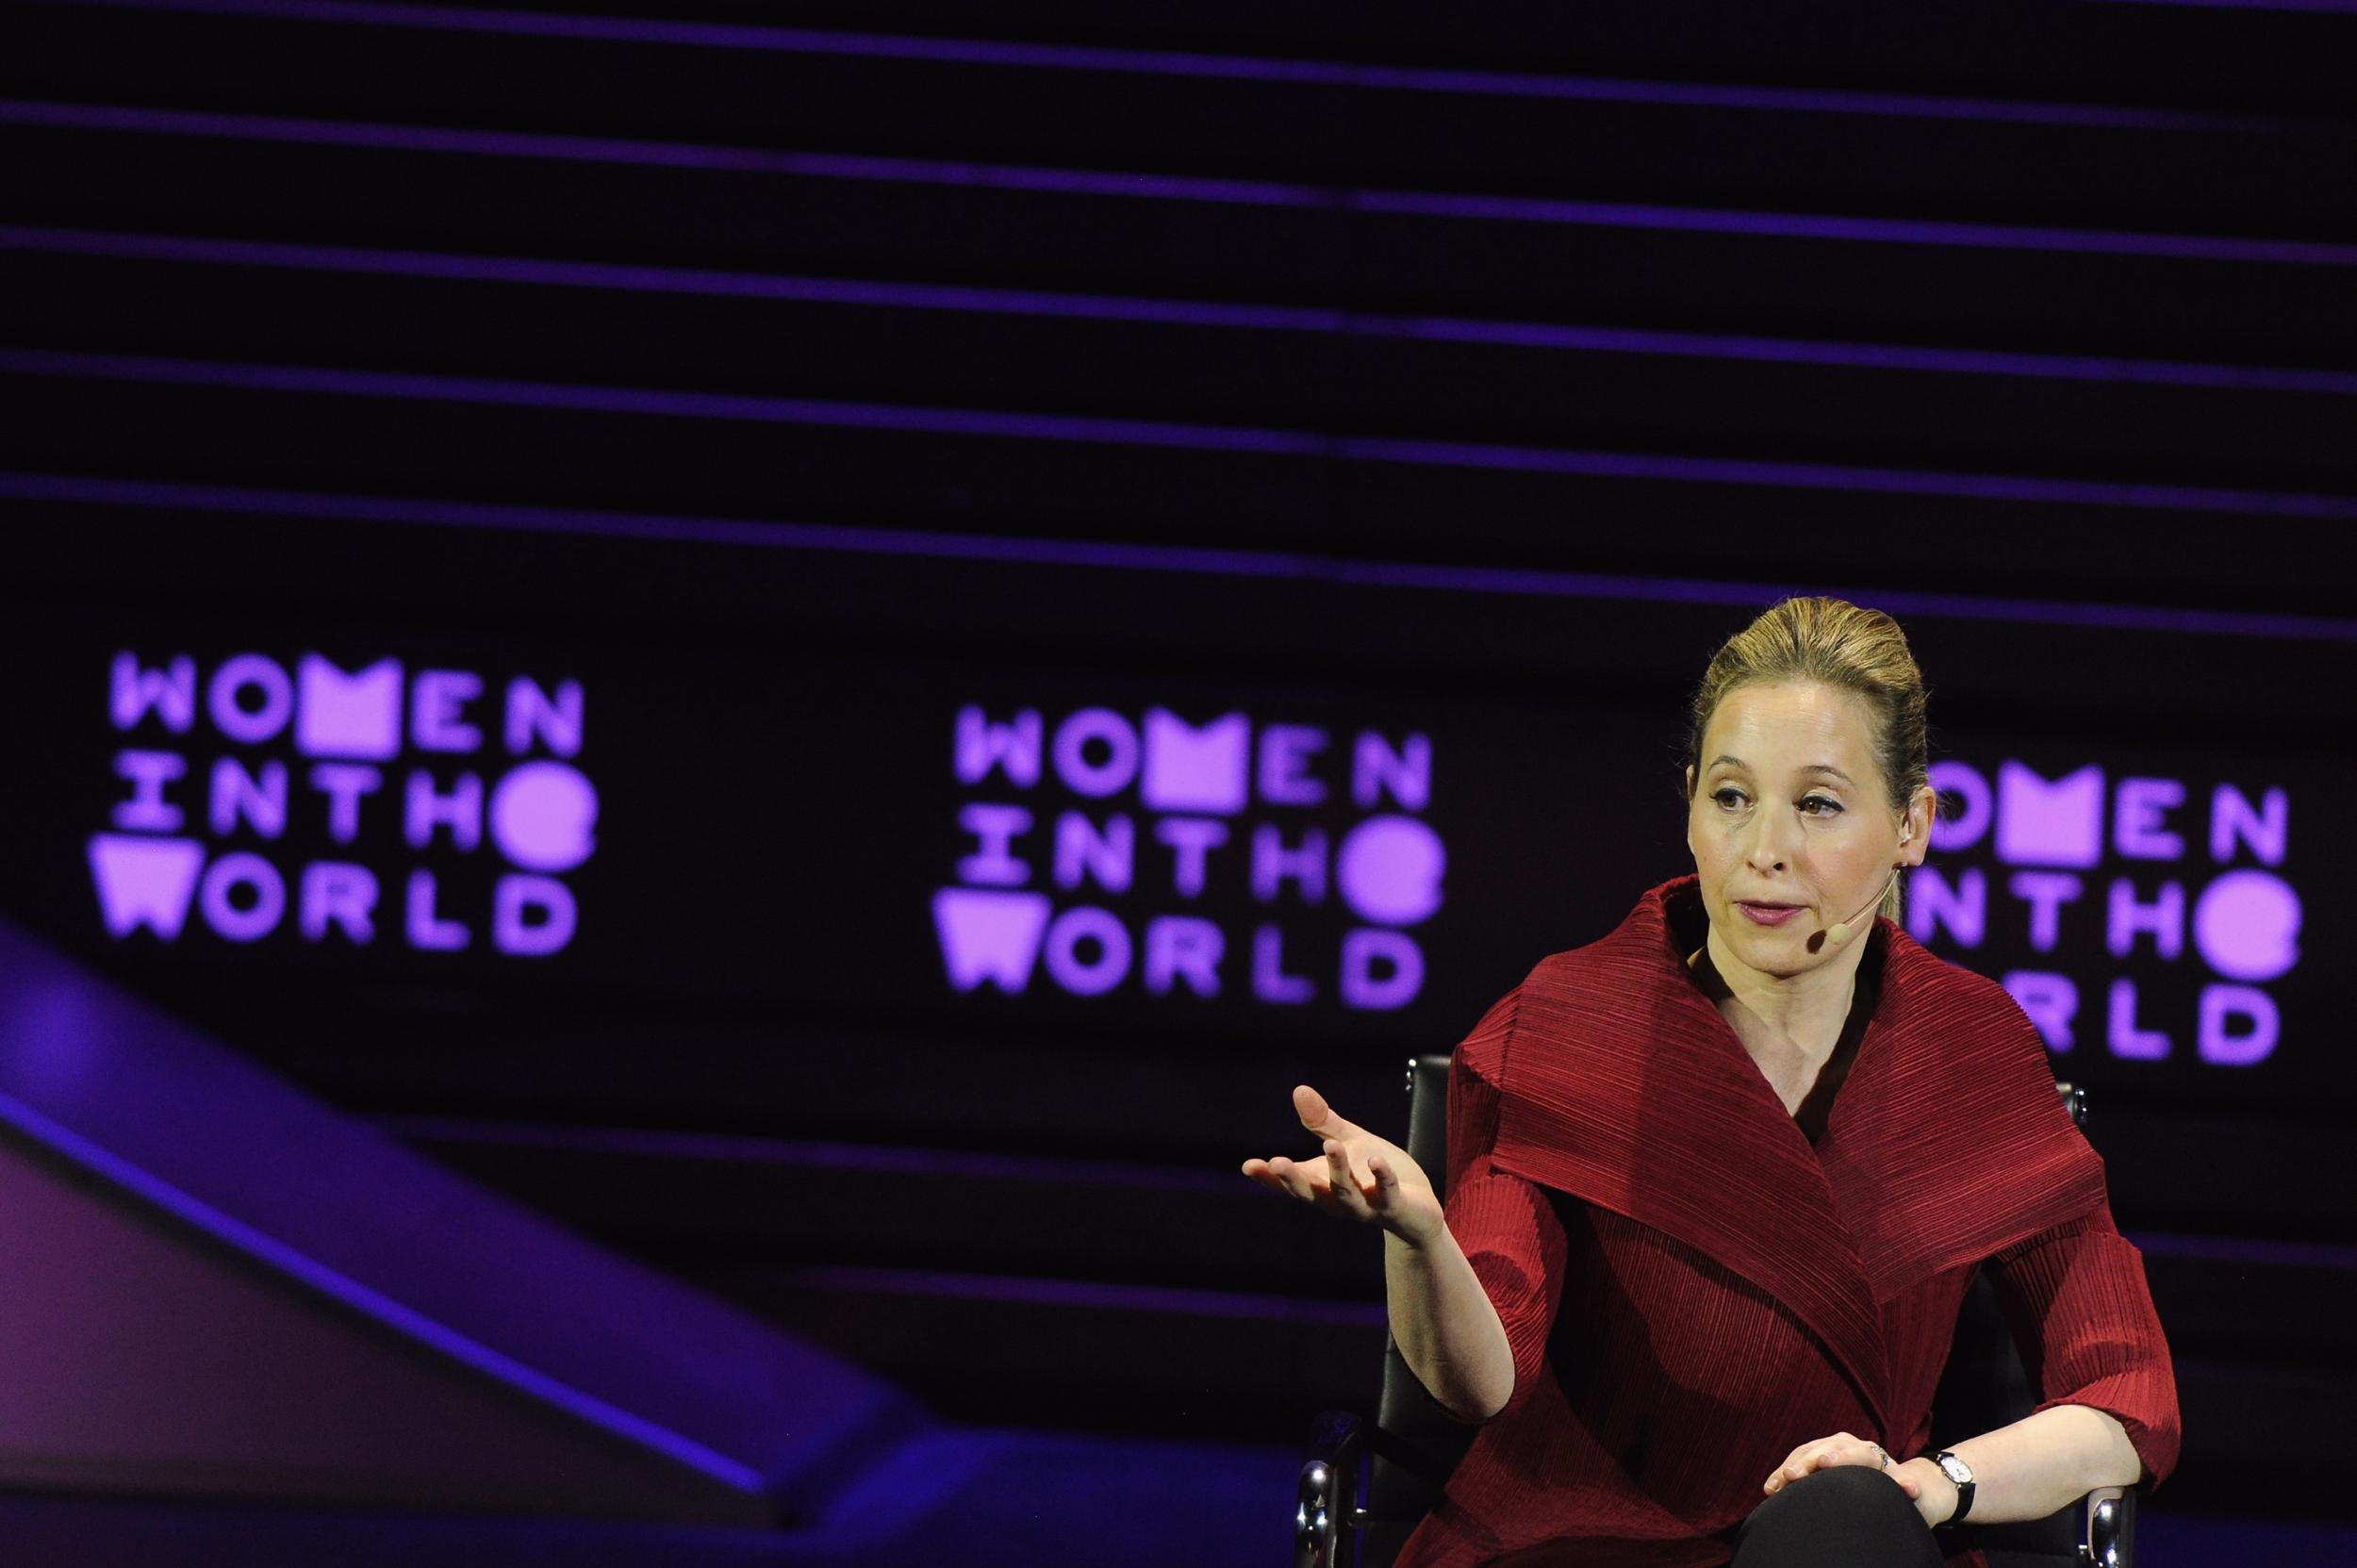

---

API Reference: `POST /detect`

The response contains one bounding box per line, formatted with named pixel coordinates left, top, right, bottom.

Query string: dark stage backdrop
left=0, top=605, right=2333, bottom=1110
left=3, top=0, right=2352, bottom=1519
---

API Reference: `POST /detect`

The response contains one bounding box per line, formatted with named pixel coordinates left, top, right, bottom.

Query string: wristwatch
left=1931, top=1450, right=1976, bottom=1527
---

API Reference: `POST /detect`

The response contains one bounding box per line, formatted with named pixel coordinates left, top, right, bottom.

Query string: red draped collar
left=1489, top=873, right=2107, bottom=1436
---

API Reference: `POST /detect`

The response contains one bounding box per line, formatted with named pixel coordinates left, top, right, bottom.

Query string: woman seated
left=1245, top=596, right=2179, bottom=1568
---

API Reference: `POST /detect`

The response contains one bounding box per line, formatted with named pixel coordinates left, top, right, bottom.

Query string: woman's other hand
left=1241, top=1084, right=1443, bottom=1246
left=1763, top=1432, right=1952, bottom=1525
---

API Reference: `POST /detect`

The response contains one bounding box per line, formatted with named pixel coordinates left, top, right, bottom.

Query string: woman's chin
left=1722, top=924, right=1822, bottom=978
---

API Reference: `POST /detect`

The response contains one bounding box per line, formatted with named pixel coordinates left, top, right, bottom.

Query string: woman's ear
left=1683, top=766, right=1698, bottom=858
left=1904, top=784, right=1937, bottom=864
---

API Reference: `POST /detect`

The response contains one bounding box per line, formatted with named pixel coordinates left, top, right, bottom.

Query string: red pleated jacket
left=1394, top=874, right=2181, bottom=1568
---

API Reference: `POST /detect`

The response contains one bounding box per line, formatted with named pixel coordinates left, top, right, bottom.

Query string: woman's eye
left=1712, top=787, right=1748, bottom=809
left=1799, top=795, right=1843, bottom=816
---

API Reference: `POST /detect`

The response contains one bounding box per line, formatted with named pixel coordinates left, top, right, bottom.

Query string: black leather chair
left=1295, top=1056, right=2135, bottom=1568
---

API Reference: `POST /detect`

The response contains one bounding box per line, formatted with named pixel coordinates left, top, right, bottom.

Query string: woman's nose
left=1743, top=808, right=1797, bottom=870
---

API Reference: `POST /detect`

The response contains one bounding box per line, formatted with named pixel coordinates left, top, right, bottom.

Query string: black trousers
left=1728, top=1465, right=1948, bottom=1568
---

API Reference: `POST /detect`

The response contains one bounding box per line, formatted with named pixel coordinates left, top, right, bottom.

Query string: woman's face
left=1684, top=680, right=1929, bottom=982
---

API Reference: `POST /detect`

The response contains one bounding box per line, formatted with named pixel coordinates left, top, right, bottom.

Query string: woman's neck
left=1688, top=922, right=1868, bottom=1064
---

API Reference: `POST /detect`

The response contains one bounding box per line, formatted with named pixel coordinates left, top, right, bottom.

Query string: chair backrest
left=1928, top=1081, right=2087, bottom=1568
left=1355, top=1058, right=2092, bottom=1568
left=1357, top=1056, right=1476, bottom=1568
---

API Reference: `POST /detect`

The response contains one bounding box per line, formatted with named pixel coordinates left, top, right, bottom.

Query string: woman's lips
left=1737, top=901, right=1805, bottom=927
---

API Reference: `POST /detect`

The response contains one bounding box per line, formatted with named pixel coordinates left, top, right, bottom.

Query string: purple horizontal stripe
left=0, top=470, right=1329, bottom=580
left=784, top=1263, right=1388, bottom=1329
left=383, top=1122, right=2357, bottom=1276
left=5, top=99, right=2349, bottom=267
left=0, top=1091, right=768, bottom=1490
left=8, top=224, right=2353, bottom=396
left=7, top=470, right=2354, bottom=645
left=31, top=0, right=2282, bottom=132
left=1352, top=189, right=2357, bottom=266
left=8, top=347, right=2357, bottom=524
left=0, top=343, right=1321, bottom=450
left=1332, top=563, right=2357, bottom=643
left=2124, top=1230, right=2357, bottom=1271
left=376, top=1114, right=1241, bottom=1196
left=2076, top=0, right=2357, bottom=9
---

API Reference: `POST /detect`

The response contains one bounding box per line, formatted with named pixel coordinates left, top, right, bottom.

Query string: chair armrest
left=2083, top=1484, right=2135, bottom=1567
left=1298, top=1410, right=1364, bottom=1568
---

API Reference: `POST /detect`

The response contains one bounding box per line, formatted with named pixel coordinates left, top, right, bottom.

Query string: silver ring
left=1871, top=1444, right=1889, bottom=1470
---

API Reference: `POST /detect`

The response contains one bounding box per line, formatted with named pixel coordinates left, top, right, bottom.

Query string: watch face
left=1937, top=1453, right=1974, bottom=1487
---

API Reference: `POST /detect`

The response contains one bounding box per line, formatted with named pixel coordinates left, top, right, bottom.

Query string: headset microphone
left=1818, top=867, right=1902, bottom=950
left=1813, top=827, right=1915, bottom=952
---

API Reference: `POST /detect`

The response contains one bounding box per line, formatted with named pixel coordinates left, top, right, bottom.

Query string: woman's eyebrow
left=1708, top=755, right=1854, bottom=784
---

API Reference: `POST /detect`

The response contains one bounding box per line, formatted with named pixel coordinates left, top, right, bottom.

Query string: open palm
left=1241, top=1083, right=1443, bottom=1246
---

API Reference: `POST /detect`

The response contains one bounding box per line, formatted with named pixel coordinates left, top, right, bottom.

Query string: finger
left=1240, top=1158, right=1291, bottom=1194
left=1366, top=1152, right=1402, bottom=1207
left=1770, top=1432, right=1875, bottom=1494
left=1262, top=1154, right=1326, bottom=1204
left=1766, top=1449, right=1826, bottom=1493
left=1324, top=1141, right=1370, bottom=1208
left=1294, top=1084, right=1365, bottom=1141
left=1332, top=1140, right=1381, bottom=1198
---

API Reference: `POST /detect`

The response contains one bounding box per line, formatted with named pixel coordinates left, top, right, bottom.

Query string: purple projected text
left=91, top=652, right=597, bottom=957
left=1909, top=759, right=2296, bottom=1066
left=935, top=705, right=1443, bottom=1010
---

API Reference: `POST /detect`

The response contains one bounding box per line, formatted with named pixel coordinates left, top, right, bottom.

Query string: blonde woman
left=1246, top=597, right=2178, bottom=1568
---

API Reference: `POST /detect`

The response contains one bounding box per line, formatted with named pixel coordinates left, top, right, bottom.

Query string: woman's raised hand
left=1241, top=1084, right=1443, bottom=1246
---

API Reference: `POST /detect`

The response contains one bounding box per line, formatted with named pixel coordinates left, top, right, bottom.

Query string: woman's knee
left=1734, top=1465, right=1939, bottom=1566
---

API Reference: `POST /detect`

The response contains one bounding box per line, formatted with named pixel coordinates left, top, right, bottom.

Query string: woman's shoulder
left=1879, top=926, right=2053, bottom=1064
left=1452, top=979, right=1525, bottom=1084
left=1451, top=938, right=1608, bottom=1082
